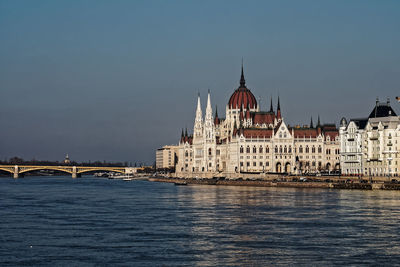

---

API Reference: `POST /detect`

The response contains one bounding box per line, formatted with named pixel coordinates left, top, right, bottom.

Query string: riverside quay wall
left=150, top=175, right=400, bottom=190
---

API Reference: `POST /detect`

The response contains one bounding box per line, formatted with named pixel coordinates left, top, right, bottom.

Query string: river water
left=1, top=176, right=399, bottom=266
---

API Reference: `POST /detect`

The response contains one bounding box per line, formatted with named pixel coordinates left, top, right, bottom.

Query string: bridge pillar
left=72, top=166, right=77, bottom=178
left=13, top=165, right=19, bottom=179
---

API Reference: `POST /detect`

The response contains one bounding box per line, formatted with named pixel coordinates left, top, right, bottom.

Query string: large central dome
left=228, top=65, right=257, bottom=109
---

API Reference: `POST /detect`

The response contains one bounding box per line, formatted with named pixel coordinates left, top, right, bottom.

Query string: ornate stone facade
left=340, top=98, right=399, bottom=177
left=175, top=66, right=340, bottom=177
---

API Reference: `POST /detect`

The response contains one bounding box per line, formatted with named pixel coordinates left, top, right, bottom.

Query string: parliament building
left=175, top=65, right=340, bottom=178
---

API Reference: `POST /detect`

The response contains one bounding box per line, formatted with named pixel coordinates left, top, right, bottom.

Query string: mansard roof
left=369, top=101, right=397, bottom=118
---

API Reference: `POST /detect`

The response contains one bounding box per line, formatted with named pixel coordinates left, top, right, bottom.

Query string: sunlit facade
left=175, top=66, right=340, bottom=177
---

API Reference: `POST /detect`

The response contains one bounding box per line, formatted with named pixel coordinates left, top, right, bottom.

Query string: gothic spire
left=205, top=90, right=213, bottom=122
left=195, top=93, right=203, bottom=123
left=214, top=105, right=220, bottom=125
left=206, top=90, right=212, bottom=111
left=269, top=96, right=274, bottom=112
left=277, top=96, right=281, bottom=111
left=240, top=60, right=246, bottom=88
left=276, top=96, right=281, bottom=119
left=310, top=117, right=314, bottom=128
left=317, top=115, right=321, bottom=128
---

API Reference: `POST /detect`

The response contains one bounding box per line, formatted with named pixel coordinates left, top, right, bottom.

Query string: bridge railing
left=0, top=165, right=127, bottom=178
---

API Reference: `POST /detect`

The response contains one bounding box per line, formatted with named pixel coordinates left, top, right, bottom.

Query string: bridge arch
left=19, top=167, right=73, bottom=175
left=77, top=168, right=125, bottom=175
left=0, top=167, right=14, bottom=174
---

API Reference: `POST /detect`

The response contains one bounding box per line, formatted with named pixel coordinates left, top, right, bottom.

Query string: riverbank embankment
left=149, top=176, right=400, bottom=190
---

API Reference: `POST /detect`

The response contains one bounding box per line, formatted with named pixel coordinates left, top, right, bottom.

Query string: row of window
left=239, top=145, right=339, bottom=154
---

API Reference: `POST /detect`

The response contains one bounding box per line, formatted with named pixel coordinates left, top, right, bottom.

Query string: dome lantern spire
left=240, top=59, right=246, bottom=88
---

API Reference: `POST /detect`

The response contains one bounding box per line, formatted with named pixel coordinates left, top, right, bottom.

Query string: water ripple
left=1, top=177, right=400, bottom=266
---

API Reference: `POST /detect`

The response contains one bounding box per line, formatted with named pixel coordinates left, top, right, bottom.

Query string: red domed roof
left=228, top=87, right=257, bottom=109
left=228, top=65, right=257, bottom=109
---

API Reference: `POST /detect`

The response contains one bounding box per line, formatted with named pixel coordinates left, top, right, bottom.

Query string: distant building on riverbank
left=63, top=154, right=71, bottom=164
left=174, top=65, right=340, bottom=178
left=156, top=145, right=178, bottom=170
left=340, top=98, right=400, bottom=176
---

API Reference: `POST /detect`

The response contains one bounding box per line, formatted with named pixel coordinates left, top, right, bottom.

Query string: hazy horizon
left=1, top=0, right=399, bottom=164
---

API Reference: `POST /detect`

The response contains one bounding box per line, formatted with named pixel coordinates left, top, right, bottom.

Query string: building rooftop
left=368, top=99, right=397, bottom=118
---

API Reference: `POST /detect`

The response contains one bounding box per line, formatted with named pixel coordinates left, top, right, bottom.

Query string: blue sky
left=1, top=0, right=399, bottom=164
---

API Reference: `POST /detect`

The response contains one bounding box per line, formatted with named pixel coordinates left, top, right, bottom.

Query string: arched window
left=279, top=145, right=283, bottom=153
left=253, top=146, right=257, bottom=153
left=284, top=145, right=287, bottom=153
left=266, top=146, right=270, bottom=153
left=275, top=146, right=278, bottom=153
left=312, top=146, right=315, bottom=153
left=185, top=151, right=188, bottom=157
left=299, top=146, right=303, bottom=153
left=259, top=146, right=263, bottom=153
left=208, top=148, right=212, bottom=156
left=246, top=146, right=250, bottom=153
left=306, top=146, right=309, bottom=153
left=288, top=146, right=292, bottom=153
left=318, top=146, right=322, bottom=153
left=240, top=146, right=244, bottom=153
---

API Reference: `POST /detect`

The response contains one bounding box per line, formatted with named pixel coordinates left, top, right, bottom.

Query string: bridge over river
left=0, top=165, right=135, bottom=178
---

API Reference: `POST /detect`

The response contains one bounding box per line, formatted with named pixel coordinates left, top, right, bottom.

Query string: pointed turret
left=184, top=128, right=188, bottom=143
left=276, top=96, right=282, bottom=119
left=240, top=60, right=246, bottom=88
left=310, top=117, right=314, bottom=128
left=317, top=115, right=321, bottom=128
left=204, top=90, right=214, bottom=141
left=214, top=105, right=220, bottom=125
left=193, top=93, right=203, bottom=139
left=205, top=90, right=213, bottom=124
left=269, top=96, right=274, bottom=112
left=195, top=93, right=203, bottom=123
left=180, top=128, right=184, bottom=143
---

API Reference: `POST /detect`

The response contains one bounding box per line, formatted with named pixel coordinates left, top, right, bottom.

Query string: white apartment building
left=340, top=98, right=399, bottom=177
left=364, top=116, right=400, bottom=177
left=156, top=145, right=178, bottom=170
